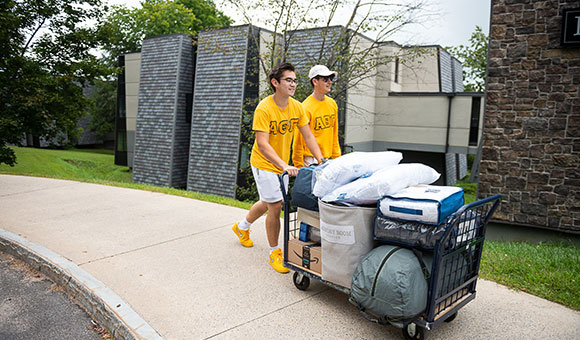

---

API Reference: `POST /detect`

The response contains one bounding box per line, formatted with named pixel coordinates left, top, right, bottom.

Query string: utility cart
left=279, top=171, right=501, bottom=340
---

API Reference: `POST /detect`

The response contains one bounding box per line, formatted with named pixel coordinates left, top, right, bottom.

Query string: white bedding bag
left=312, top=151, right=402, bottom=198
left=379, top=185, right=464, bottom=225
left=322, top=163, right=441, bottom=205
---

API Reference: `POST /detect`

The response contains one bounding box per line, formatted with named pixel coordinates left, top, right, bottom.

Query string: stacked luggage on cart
left=280, top=151, right=501, bottom=340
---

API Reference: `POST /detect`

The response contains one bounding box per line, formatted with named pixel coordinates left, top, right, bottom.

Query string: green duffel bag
left=349, top=245, right=432, bottom=328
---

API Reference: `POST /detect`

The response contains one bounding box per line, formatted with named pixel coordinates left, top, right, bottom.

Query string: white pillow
left=322, top=163, right=441, bottom=205
left=312, top=151, right=402, bottom=198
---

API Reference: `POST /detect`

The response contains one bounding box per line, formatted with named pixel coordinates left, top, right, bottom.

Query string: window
left=469, top=97, right=481, bottom=146
left=394, top=57, right=399, bottom=83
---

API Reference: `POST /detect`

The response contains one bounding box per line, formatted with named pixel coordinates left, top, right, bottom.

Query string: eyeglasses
left=316, top=75, right=334, bottom=83
left=282, top=77, right=298, bottom=85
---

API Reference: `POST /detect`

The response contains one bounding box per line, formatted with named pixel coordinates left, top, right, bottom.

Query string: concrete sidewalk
left=1, top=174, right=579, bottom=340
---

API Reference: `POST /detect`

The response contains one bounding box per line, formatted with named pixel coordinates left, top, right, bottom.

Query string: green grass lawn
left=0, top=146, right=132, bottom=183
left=0, top=146, right=252, bottom=210
left=455, top=175, right=477, bottom=204
left=481, top=241, right=580, bottom=311
left=1, top=146, right=579, bottom=311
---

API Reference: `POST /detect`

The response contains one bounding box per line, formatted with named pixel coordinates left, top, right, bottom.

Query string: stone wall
left=481, top=0, right=580, bottom=233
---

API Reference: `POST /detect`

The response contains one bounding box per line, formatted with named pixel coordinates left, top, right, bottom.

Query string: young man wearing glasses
left=292, top=65, right=341, bottom=168
left=232, top=62, right=323, bottom=273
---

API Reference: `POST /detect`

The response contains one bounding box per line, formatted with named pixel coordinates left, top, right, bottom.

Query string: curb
left=0, top=228, right=164, bottom=340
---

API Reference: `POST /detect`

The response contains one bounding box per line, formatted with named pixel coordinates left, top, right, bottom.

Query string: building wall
left=375, top=43, right=403, bottom=95
left=124, top=52, right=141, bottom=168
left=284, top=26, right=345, bottom=78
left=399, top=47, right=440, bottom=92
left=258, top=29, right=280, bottom=96
left=481, top=0, right=580, bottom=233
left=369, top=94, right=481, bottom=154
left=133, top=34, right=193, bottom=188
left=76, top=115, right=102, bottom=145
left=186, top=26, right=251, bottom=198
left=344, top=33, right=378, bottom=148
left=172, top=37, right=195, bottom=189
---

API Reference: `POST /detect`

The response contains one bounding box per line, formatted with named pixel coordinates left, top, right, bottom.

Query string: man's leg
left=265, top=201, right=282, bottom=247
left=233, top=200, right=268, bottom=248
left=265, top=200, right=288, bottom=273
left=246, top=200, right=268, bottom=223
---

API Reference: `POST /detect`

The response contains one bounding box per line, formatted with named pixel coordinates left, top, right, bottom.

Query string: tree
left=89, top=0, right=232, bottom=141
left=98, top=0, right=232, bottom=64
left=446, top=25, right=488, bottom=92
left=0, top=0, right=107, bottom=166
left=88, top=79, right=117, bottom=138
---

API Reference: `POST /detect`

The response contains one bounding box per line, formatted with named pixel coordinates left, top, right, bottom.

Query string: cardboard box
left=297, top=207, right=320, bottom=229
left=288, top=238, right=321, bottom=275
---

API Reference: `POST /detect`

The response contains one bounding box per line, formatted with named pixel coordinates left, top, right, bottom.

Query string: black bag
left=374, top=214, right=446, bottom=250
left=291, top=166, right=319, bottom=211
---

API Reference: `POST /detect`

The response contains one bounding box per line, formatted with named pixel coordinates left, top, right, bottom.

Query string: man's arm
left=292, top=129, right=305, bottom=168
left=331, top=111, right=342, bottom=158
left=255, top=131, right=299, bottom=176
left=298, top=125, right=323, bottom=164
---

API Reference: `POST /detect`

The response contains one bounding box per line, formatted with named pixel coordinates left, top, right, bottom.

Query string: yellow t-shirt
left=250, top=96, right=309, bottom=174
left=292, top=95, right=341, bottom=168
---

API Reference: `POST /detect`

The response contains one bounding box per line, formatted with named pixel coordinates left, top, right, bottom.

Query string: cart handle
left=279, top=171, right=289, bottom=203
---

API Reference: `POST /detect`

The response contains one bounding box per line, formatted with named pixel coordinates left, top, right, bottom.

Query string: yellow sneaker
left=232, top=223, right=253, bottom=247
left=269, top=248, right=289, bottom=273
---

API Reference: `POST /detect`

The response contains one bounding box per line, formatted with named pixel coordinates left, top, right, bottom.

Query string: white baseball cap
left=308, top=65, right=338, bottom=80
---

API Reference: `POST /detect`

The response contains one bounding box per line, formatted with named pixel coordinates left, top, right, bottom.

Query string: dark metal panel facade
left=133, top=34, right=193, bottom=188
left=452, top=58, right=464, bottom=92
left=186, top=26, right=250, bottom=198
left=439, top=48, right=454, bottom=93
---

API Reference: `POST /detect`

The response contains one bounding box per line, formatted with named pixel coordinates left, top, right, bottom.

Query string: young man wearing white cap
left=232, top=62, right=323, bottom=273
left=292, top=65, right=341, bottom=168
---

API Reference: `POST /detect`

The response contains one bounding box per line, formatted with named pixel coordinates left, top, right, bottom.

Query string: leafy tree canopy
left=90, top=0, right=232, bottom=142
left=98, top=0, right=232, bottom=64
left=0, top=0, right=108, bottom=166
left=447, top=25, right=488, bottom=92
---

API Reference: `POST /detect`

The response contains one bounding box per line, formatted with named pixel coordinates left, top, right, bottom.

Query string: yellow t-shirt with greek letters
left=292, top=95, right=341, bottom=168
left=250, top=96, right=308, bottom=174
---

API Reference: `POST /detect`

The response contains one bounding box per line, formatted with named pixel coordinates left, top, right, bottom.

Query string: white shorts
left=251, top=165, right=289, bottom=203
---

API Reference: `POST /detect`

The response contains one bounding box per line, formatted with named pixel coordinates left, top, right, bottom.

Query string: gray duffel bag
left=349, top=245, right=432, bottom=328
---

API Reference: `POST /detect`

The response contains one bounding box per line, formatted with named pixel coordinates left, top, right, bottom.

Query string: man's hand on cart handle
left=282, top=164, right=299, bottom=177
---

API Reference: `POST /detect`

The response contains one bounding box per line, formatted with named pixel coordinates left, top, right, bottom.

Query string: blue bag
left=291, top=166, right=319, bottom=211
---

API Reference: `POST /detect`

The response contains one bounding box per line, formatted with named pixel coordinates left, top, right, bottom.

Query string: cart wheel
left=444, top=312, right=457, bottom=323
left=402, top=323, right=425, bottom=340
left=293, top=272, right=310, bottom=291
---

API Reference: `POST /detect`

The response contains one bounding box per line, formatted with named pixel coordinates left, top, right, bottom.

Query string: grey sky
left=107, top=0, right=491, bottom=48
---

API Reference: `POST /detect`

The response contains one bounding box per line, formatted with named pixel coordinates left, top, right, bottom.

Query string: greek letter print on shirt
left=314, top=114, right=335, bottom=131
left=269, top=118, right=299, bottom=135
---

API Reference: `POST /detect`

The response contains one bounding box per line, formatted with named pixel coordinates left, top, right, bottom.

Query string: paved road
left=0, top=252, right=105, bottom=340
